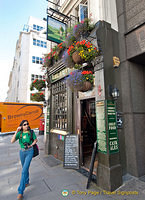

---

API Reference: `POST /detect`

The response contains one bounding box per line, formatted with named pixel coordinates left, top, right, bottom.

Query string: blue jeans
left=18, top=147, right=33, bottom=195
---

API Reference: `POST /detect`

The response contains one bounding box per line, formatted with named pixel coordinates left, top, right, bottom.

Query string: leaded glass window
left=52, top=79, right=67, bottom=130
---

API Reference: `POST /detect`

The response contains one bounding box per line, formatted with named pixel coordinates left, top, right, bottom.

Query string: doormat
left=42, top=155, right=62, bottom=167
left=76, top=167, right=97, bottom=182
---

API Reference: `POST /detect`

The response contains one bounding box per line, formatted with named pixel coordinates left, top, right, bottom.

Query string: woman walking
left=11, top=120, right=38, bottom=200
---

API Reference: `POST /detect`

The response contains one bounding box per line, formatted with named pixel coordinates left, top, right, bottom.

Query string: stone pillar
left=94, top=21, right=122, bottom=191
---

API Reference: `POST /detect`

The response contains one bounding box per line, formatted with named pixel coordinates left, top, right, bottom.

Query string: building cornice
left=60, top=0, right=80, bottom=15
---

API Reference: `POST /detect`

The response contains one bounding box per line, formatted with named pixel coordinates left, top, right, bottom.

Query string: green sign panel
left=47, top=16, right=66, bottom=43
left=107, top=100, right=119, bottom=154
left=46, top=106, right=50, bottom=134
left=96, top=101, right=107, bottom=154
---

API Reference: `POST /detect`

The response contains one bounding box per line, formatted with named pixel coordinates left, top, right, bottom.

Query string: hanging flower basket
left=79, top=81, right=92, bottom=92
left=44, top=59, right=52, bottom=68
left=30, top=79, right=46, bottom=91
left=72, top=51, right=82, bottom=64
left=31, top=92, right=45, bottom=102
left=65, top=70, right=94, bottom=92
left=67, top=40, right=100, bottom=65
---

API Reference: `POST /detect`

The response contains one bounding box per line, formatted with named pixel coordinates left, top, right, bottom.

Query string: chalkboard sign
left=63, top=135, right=79, bottom=169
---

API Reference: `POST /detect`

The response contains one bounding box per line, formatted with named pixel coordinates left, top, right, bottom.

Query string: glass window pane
left=37, top=25, right=40, bottom=31
left=36, top=57, right=39, bottom=64
left=33, top=24, right=36, bottom=30
left=52, top=79, right=67, bottom=130
left=79, top=4, right=88, bottom=22
left=33, top=39, right=36, bottom=45
left=32, top=56, right=35, bottom=63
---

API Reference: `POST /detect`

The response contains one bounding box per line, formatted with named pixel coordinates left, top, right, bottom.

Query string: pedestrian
left=11, top=120, right=38, bottom=200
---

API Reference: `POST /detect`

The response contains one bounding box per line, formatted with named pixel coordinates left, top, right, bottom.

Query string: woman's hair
left=19, top=120, right=31, bottom=131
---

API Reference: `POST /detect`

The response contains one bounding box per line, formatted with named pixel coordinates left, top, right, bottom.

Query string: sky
left=0, top=0, right=48, bottom=102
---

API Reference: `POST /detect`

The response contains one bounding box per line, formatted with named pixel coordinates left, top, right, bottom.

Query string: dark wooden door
left=80, top=98, right=96, bottom=167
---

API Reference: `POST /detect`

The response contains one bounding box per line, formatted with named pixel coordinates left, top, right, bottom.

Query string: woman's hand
left=11, top=127, right=21, bottom=143
left=17, top=126, right=22, bottom=132
left=29, top=139, right=38, bottom=148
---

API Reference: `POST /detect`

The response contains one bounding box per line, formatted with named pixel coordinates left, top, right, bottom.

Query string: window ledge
left=50, top=129, right=68, bottom=135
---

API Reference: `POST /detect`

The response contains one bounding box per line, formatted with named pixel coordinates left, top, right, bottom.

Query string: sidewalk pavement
left=0, top=131, right=145, bottom=200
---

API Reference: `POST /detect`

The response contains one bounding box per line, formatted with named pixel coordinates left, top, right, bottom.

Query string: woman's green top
left=15, top=130, right=37, bottom=149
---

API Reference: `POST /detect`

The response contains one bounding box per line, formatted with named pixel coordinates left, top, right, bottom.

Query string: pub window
left=52, top=79, right=67, bottom=130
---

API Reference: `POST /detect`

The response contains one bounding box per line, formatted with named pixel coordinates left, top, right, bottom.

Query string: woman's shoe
left=17, top=194, right=23, bottom=200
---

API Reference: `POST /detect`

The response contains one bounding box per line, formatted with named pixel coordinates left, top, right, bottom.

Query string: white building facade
left=49, top=0, right=118, bottom=31
left=7, top=16, right=51, bottom=103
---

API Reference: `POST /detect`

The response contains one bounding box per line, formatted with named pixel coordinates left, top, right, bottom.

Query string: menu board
left=63, top=135, right=79, bottom=169
left=96, top=101, right=107, bottom=154
left=107, top=100, right=119, bottom=154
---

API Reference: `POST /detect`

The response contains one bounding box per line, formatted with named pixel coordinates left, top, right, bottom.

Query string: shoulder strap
left=20, top=131, right=23, bottom=139
left=30, top=130, right=33, bottom=141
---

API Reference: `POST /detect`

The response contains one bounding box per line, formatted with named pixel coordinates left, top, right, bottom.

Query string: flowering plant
left=81, top=71, right=94, bottom=84
left=67, top=40, right=99, bottom=62
left=43, top=42, right=65, bottom=68
left=31, top=92, right=45, bottom=102
left=62, top=50, right=74, bottom=68
left=70, top=18, right=95, bottom=39
left=52, top=42, right=65, bottom=61
left=65, top=70, right=94, bottom=91
left=43, top=52, right=53, bottom=68
left=30, top=79, right=46, bottom=91
left=64, top=18, right=95, bottom=49
left=65, top=34, right=76, bottom=48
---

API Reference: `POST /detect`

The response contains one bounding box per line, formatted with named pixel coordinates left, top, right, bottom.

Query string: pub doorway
left=80, top=98, right=97, bottom=173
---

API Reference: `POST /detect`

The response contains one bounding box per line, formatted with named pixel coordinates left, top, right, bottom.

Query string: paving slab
left=1, top=133, right=145, bottom=200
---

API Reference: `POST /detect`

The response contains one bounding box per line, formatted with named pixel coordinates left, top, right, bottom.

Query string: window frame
left=52, top=79, right=68, bottom=131
left=79, top=3, right=88, bottom=22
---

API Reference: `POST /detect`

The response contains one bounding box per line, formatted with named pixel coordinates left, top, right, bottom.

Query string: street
left=0, top=132, right=145, bottom=200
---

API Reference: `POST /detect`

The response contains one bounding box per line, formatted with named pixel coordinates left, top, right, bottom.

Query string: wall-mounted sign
left=51, top=68, right=74, bottom=82
left=113, top=56, right=120, bottom=68
left=107, top=100, right=119, bottom=154
left=95, top=69, right=105, bottom=101
left=116, top=112, right=123, bottom=129
left=96, top=101, right=107, bottom=154
left=47, top=16, right=67, bottom=43
left=64, top=135, right=79, bottom=169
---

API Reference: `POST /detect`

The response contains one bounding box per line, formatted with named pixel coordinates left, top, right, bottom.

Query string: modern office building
left=7, top=16, right=50, bottom=103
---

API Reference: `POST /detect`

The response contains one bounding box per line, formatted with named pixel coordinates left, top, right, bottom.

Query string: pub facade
left=44, top=13, right=122, bottom=190
left=43, top=0, right=145, bottom=192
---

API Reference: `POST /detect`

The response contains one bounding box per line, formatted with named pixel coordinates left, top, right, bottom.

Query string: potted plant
left=51, top=42, right=65, bottom=61
left=31, top=92, right=45, bottom=102
left=65, top=33, right=76, bottom=48
left=43, top=52, right=53, bottom=68
left=30, top=79, right=46, bottom=91
left=70, top=18, right=95, bottom=40
left=80, top=70, right=94, bottom=92
left=43, top=42, right=65, bottom=68
left=67, top=40, right=100, bottom=64
left=65, top=70, right=94, bottom=92
left=62, top=49, right=74, bottom=69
